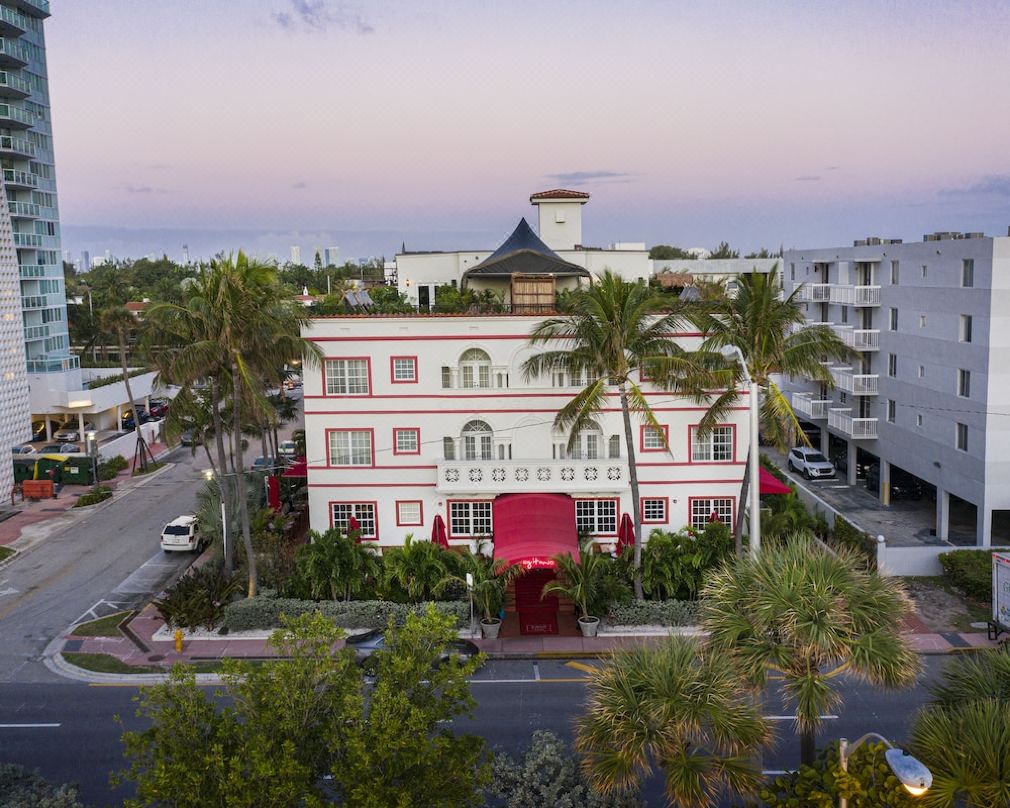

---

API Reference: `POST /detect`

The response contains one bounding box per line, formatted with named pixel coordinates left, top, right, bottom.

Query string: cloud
left=795, top=175, right=821, bottom=182
left=272, top=0, right=374, bottom=34
left=291, top=181, right=308, bottom=190
left=122, top=184, right=169, bottom=194
left=940, top=175, right=1010, bottom=197
left=825, top=165, right=840, bottom=171
left=544, top=170, right=634, bottom=186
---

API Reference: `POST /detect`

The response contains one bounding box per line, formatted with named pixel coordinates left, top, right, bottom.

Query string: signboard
left=992, top=552, right=1010, bottom=627
left=518, top=556, right=556, bottom=571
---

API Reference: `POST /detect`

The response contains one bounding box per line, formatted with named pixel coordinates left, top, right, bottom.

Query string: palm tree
left=575, top=636, right=770, bottom=808
left=701, top=535, right=920, bottom=766
left=928, top=647, right=1010, bottom=708
left=99, top=305, right=156, bottom=472
left=541, top=541, right=610, bottom=623
left=437, top=549, right=520, bottom=625
left=690, top=267, right=850, bottom=551
left=298, top=529, right=381, bottom=602
left=522, top=271, right=710, bottom=599
left=382, top=534, right=452, bottom=602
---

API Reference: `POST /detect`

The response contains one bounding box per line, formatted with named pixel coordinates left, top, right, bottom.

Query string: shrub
left=829, top=517, right=877, bottom=569
left=154, top=564, right=242, bottom=630
left=0, top=763, right=84, bottom=807
left=223, top=596, right=470, bottom=632
left=940, top=549, right=992, bottom=601
left=490, top=730, right=643, bottom=808
left=97, top=455, right=129, bottom=481
left=73, top=486, right=112, bottom=507
left=640, top=521, right=733, bottom=601
left=605, top=599, right=700, bottom=627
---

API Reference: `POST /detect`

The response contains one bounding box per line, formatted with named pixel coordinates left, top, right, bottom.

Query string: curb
left=0, top=546, right=18, bottom=573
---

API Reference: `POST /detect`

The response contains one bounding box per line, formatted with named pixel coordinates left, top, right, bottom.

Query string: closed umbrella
left=348, top=515, right=361, bottom=541
left=617, top=512, right=635, bottom=556
left=431, top=514, right=449, bottom=549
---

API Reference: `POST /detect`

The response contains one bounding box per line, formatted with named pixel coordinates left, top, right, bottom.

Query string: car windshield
left=163, top=525, right=192, bottom=535
left=806, top=452, right=828, bottom=463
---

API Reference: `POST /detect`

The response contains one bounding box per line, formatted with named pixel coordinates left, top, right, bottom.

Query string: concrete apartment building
left=782, top=232, right=1010, bottom=546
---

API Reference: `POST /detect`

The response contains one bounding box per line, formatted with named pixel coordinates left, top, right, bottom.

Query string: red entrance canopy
left=282, top=457, right=307, bottom=478
left=759, top=467, right=792, bottom=495
left=492, top=493, right=580, bottom=571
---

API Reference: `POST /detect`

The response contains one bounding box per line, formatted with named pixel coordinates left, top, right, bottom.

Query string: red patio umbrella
left=266, top=475, right=281, bottom=513
left=348, top=515, right=361, bottom=541
left=616, top=512, right=635, bottom=556
left=431, top=514, right=449, bottom=549
left=759, top=466, right=792, bottom=495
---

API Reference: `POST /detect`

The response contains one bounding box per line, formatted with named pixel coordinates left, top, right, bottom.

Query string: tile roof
left=529, top=189, right=591, bottom=202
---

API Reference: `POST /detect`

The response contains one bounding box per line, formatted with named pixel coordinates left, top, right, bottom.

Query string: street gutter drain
left=147, top=654, right=165, bottom=662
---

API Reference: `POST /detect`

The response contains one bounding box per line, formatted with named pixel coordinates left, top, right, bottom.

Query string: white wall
left=535, top=200, right=584, bottom=250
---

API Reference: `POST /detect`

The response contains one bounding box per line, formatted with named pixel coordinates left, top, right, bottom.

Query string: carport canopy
left=492, top=493, right=580, bottom=571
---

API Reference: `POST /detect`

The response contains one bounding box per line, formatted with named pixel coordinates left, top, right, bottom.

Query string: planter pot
left=578, top=616, right=600, bottom=638
left=480, top=618, right=502, bottom=639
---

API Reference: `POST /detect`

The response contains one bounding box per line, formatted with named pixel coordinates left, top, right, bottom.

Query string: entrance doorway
left=514, top=569, right=558, bottom=635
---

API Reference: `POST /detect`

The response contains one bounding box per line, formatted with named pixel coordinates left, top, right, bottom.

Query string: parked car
left=122, top=409, right=150, bottom=429
left=30, top=420, right=58, bottom=442
left=179, top=430, right=201, bottom=447
left=148, top=400, right=169, bottom=418
left=251, top=456, right=280, bottom=472
left=53, top=427, right=80, bottom=442
left=278, top=440, right=297, bottom=459
left=786, top=447, right=836, bottom=479
left=160, top=515, right=204, bottom=553
left=11, top=445, right=35, bottom=455
left=39, top=443, right=79, bottom=454
left=346, top=628, right=480, bottom=671
left=865, top=465, right=925, bottom=500
left=284, top=376, right=302, bottom=390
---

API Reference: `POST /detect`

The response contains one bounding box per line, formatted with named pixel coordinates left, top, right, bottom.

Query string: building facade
left=782, top=232, right=1010, bottom=546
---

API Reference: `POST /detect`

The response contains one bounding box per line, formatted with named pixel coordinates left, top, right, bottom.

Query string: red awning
left=759, top=467, right=792, bottom=495
left=282, top=457, right=307, bottom=478
left=492, top=493, right=580, bottom=571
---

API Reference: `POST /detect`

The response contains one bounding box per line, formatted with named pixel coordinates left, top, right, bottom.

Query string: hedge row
left=940, top=549, right=992, bottom=601
left=223, top=597, right=471, bottom=632
left=605, top=599, right=700, bottom=627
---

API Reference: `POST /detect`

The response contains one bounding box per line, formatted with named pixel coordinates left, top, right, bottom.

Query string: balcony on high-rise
left=0, top=133, right=35, bottom=159
left=796, top=283, right=832, bottom=303
left=14, top=0, right=50, bottom=19
left=829, top=285, right=881, bottom=306
left=832, top=325, right=880, bottom=351
left=0, top=101, right=34, bottom=128
left=13, top=231, right=42, bottom=247
left=3, top=168, right=37, bottom=188
left=828, top=408, right=878, bottom=439
left=0, top=37, right=29, bottom=67
left=0, top=5, right=27, bottom=36
left=830, top=366, right=879, bottom=395
left=791, top=391, right=832, bottom=420
left=8, top=199, right=39, bottom=219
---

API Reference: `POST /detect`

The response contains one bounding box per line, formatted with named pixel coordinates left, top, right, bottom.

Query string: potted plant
left=542, top=541, right=608, bottom=637
left=439, top=545, right=520, bottom=639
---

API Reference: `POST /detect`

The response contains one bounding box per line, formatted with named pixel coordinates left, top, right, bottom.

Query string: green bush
left=223, top=596, right=470, bottom=632
left=73, top=486, right=112, bottom=507
left=760, top=740, right=916, bottom=807
left=640, top=522, right=733, bottom=600
left=829, top=517, right=877, bottom=569
left=154, top=564, right=242, bottom=630
left=940, top=549, right=992, bottom=601
left=97, top=454, right=129, bottom=481
left=605, top=599, right=700, bottom=627
left=0, top=763, right=84, bottom=808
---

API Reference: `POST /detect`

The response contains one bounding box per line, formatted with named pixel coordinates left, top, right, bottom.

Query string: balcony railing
left=0, top=134, right=34, bottom=157
left=0, top=38, right=29, bottom=66
left=833, top=326, right=880, bottom=350
left=13, top=232, right=42, bottom=247
left=792, top=392, right=831, bottom=420
left=16, top=0, right=50, bottom=18
left=0, top=70, right=29, bottom=96
left=20, top=293, right=47, bottom=309
left=829, top=285, right=881, bottom=306
left=831, top=367, right=879, bottom=395
left=3, top=168, right=37, bottom=187
left=796, top=283, right=832, bottom=303
left=19, top=263, right=44, bottom=277
left=0, top=5, right=27, bottom=33
left=23, top=324, right=48, bottom=340
left=8, top=200, right=38, bottom=218
left=828, top=408, right=878, bottom=439
left=25, top=355, right=79, bottom=374
left=0, top=102, right=34, bottom=127
left=437, top=458, right=628, bottom=495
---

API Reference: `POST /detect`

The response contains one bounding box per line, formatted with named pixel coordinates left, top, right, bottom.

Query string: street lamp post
left=838, top=733, right=932, bottom=807
left=84, top=431, right=99, bottom=491
left=465, top=572, right=475, bottom=639
left=204, top=470, right=228, bottom=567
left=722, top=345, right=761, bottom=557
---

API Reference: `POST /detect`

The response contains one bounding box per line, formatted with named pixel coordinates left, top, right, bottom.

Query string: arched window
left=459, top=349, right=491, bottom=389
left=461, top=419, right=493, bottom=460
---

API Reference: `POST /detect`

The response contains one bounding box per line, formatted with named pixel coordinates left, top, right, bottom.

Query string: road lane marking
left=532, top=663, right=540, bottom=681
left=765, top=715, right=838, bottom=720
left=564, top=661, right=598, bottom=674
left=0, top=723, right=61, bottom=728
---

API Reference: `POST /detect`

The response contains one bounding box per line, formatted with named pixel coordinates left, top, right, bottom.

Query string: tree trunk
left=800, top=726, right=817, bottom=767
left=232, top=358, right=258, bottom=598
left=734, top=455, right=750, bottom=557
left=209, top=379, right=234, bottom=577
left=118, top=328, right=146, bottom=473
left=619, top=385, right=645, bottom=600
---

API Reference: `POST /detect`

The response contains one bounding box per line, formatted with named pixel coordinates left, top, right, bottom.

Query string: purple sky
left=48, top=0, right=1010, bottom=263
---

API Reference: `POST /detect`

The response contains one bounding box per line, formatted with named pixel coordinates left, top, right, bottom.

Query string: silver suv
left=787, top=447, right=836, bottom=479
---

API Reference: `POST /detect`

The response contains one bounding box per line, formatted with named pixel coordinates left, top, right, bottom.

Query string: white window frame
left=325, top=358, right=369, bottom=395
left=642, top=425, right=666, bottom=450
left=690, top=498, right=734, bottom=531
left=396, top=500, right=422, bottom=526
left=641, top=497, right=667, bottom=524
left=331, top=503, right=376, bottom=538
left=575, top=499, right=618, bottom=536
left=391, top=357, right=417, bottom=382
left=691, top=425, right=734, bottom=462
left=328, top=430, right=372, bottom=466
left=449, top=501, right=493, bottom=536
left=394, top=428, right=419, bottom=454
left=459, top=349, right=492, bottom=389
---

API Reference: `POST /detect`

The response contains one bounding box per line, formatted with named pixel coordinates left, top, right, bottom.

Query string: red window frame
left=640, top=496, right=669, bottom=524
left=389, top=355, right=418, bottom=384
left=639, top=423, right=670, bottom=453
left=395, top=499, right=424, bottom=527
left=321, top=356, right=373, bottom=397
left=687, top=496, right=736, bottom=531
left=446, top=499, right=494, bottom=538
left=328, top=500, right=379, bottom=539
left=324, top=427, right=376, bottom=468
left=573, top=497, right=620, bottom=537
left=688, top=424, right=737, bottom=464
left=392, top=427, right=421, bottom=456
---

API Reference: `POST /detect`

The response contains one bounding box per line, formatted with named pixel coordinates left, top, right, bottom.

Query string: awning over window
left=759, top=467, right=792, bottom=495
left=492, top=493, right=580, bottom=571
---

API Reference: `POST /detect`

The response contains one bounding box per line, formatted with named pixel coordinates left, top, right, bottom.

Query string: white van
left=160, top=515, right=203, bottom=553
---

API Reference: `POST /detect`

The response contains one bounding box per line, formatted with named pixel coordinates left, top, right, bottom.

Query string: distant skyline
left=48, top=0, right=1010, bottom=262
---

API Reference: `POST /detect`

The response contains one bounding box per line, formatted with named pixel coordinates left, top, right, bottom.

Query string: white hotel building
left=302, top=192, right=749, bottom=622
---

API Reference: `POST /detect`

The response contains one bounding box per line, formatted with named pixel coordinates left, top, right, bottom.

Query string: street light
left=204, top=469, right=228, bottom=567
left=465, top=572, right=475, bottom=639
left=721, top=344, right=761, bottom=557
left=838, top=733, right=932, bottom=807
left=84, top=431, right=98, bottom=491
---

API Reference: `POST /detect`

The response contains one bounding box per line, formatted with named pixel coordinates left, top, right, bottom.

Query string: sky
left=46, top=0, right=1010, bottom=263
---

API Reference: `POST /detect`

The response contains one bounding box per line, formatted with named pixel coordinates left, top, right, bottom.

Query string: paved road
left=0, top=446, right=209, bottom=683
left=0, top=657, right=947, bottom=807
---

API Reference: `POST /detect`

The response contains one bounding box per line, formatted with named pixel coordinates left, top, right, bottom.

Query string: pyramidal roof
left=464, top=218, right=589, bottom=278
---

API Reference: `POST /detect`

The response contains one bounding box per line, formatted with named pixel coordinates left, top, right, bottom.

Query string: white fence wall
left=97, top=420, right=164, bottom=464
left=876, top=540, right=1010, bottom=577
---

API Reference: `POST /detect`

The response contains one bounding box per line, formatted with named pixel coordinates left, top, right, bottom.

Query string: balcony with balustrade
left=436, top=458, right=628, bottom=495
left=796, top=283, right=832, bottom=303
left=0, top=69, right=30, bottom=98
left=3, top=168, right=37, bottom=188
left=828, top=408, right=878, bottom=439
left=0, top=134, right=35, bottom=158
left=0, top=5, right=27, bottom=35
left=831, top=366, right=879, bottom=395
left=829, top=285, right=881, bottom=306
left=13, top=231, right=42, bottom=247
left=0, top=38, right=28, bottom=67
left=0, top=101, right=34, bottom=128
left=16, top=0, right=50, bottom=18
left=8, top=199, right=38, bottom=219
left=791, top=391, right=832, bottom=420
left=832, top=325, right=880, bottom=351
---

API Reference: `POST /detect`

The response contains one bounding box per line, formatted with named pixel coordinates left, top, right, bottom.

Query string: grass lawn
left=132, top=461, right=163, bottom=477
left=71, top=611, right=131, bottom=638
left=63, top=653, right=163, bottom=675
left=903, top=575, right=991, bottom=633
left=0, top=546, right=14, bottom=563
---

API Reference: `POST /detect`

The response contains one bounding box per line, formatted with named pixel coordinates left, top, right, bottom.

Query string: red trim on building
left=639, top=423, right=670, bottom=453
left=640, top=496, right=670, bottom=524
left=328, top=500, right=379, bottom=539
left=307, top=464, right=437, bottom=471
left=310, top=482, right=437, bottom=488
left=687, top=423, right=738, bottom=464
left=303, top=390, right=717, bottom=400
left=389, top=355, right=418, bottom=384
left=445, top=498, right=495, bottom=539
left=687, top=495, right=737, bottom=530
left=308, top=332, right=706, bottom=341
left=321, top=356, right=373, bottom=398
left=306, top=406, right=749, bottom=416
left=392, top=427, right=421, bottom=455
left=639, top=478, right=742, bottom=485
left=323, top=427, right=376, bottom=468
left=395, top=499, right=424, bottom=526
left=573, top=496, right=620, bottom=537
